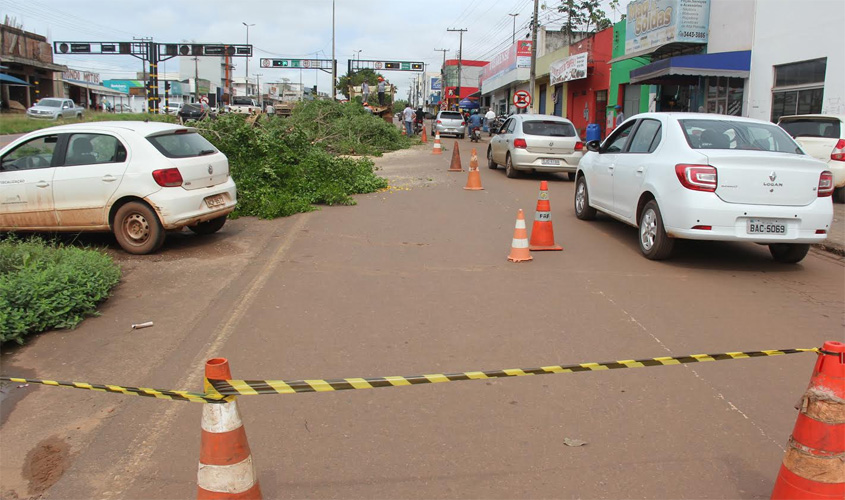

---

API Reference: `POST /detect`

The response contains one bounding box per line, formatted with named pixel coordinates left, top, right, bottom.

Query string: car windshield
left=440, top=112, right=462, bottom=120
left=38, top=99, right=62, bottom=108
left=522, top=120, right=576, bottom=137
left=679, top=119, right=803, bottom=154
left=779, top=118, right=841, bottom=139
left=182, top=104, right=203, bottom=112
left=147, top=132, right=218, bottom=158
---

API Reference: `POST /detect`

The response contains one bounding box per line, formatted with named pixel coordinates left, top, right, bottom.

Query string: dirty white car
left=0, top=121, right=237, bottom=254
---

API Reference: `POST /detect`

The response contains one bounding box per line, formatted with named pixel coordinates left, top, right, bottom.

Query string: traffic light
left=164, top=81, right=171, bottom=91
left=385, top=62, right=399, bottom=69
left=411, top=63, right=423, bottom=70
left=120, top=42, right=132, bottom=54
left=312, top=85, right=317, bottom=94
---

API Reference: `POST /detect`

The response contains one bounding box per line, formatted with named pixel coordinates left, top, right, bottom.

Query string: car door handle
left=102, top=174, right=117, bottom=182
left=36, top=181, right=50, bottom=188
left=636, top=167, right=644, bottom=174
left=608, top=166, right=614, bottom=171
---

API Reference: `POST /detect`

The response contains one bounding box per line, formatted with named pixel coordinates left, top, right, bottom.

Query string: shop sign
left=63, top=69, right=100, bottom=84
left=624, top=0, right=710, bottom=56
left=550, top=53, right=588, bottom=85
left=430, top=77, right=441, bottom=91
left=480, top=40, right=533, bottom=83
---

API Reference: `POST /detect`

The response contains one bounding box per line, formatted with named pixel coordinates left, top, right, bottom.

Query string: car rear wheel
left=769, top=243, right=810, bottom=264
left=487, top=147, right=497, bottom=169
left=505, top=154, right=519, bottom=178
left=574, top=176, right=597, bottom=220
left=188, top=215, right=227, bottom=235
left=113, top=201, right=165, bottom=255
left=834, top=187, right=845, bottom=204
left=638, top=200, right=674, bottom=260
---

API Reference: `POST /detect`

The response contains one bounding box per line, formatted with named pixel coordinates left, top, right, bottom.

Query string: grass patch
left=0, top=238, right=121, bottom=344
left=0, top=112, right=178, bottom=135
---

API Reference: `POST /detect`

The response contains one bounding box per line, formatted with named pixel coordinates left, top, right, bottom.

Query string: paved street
left=1, top=136, right=843, bottom=499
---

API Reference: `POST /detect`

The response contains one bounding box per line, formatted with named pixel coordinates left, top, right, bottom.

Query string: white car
left=777, top=114, right=845, bottom=203
left=574, top=113, right=833, bottom=263
left=0, top=122, right=237, bottom=254
left=488, top=114, right=584, bottom=179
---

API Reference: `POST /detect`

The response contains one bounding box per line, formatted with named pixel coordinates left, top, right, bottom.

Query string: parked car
left=434, top=111, right=467, bottom=138
left=487, top=114, right=584, bottom=180
left=161, top=102, right=183, bottom=115
left=777, top=114, right=845, bottom=203
left=0, top=121, right=237, bottom=255
left=178, top=103, right=214, bottom=121
left=574, top=113, right=833, bottom=263
left=113, top=103, right=133, bottom=113
left=26, top=98, right=84, bottom=120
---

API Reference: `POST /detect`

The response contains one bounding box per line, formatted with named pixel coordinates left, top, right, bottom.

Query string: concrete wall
left=706, top=0, right=756, bottom=54
left=747, top=0, right=845, bottom=120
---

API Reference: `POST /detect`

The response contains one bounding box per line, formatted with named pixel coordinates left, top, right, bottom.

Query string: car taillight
left=152, top=168, right=183, bottom=187
left=436, top=120, right=442, bottom=124
left=831, top=139, right=845, bottom=161
left=575, top=141, right=584, bottom=151
left=461, top=121, right=466, bottom=126
left=675, top=164, right=717, bottom=192
left=513, top=138, right=527, bottom=149
left=818, top=171, right=834, bottom=197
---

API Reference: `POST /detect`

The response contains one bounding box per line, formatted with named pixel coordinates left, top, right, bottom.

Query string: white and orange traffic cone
left=464, top=148, right=483, bottom=190
left=197, top=358, right=262, bottom=500
left=507, top=209, right=533, bottom=262
left=529, top=180, right=562, bottom=251
left=432, top=132, right=442, bottom=155
left=421, top=124, right=428, bottom=143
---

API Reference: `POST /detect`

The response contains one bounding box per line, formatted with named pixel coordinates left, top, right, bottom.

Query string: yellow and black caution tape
left=0, top=348, right=822, bottom=404
left=0, top=377, right=226, bottom=404
left=209, top=348, right=820, bottom=397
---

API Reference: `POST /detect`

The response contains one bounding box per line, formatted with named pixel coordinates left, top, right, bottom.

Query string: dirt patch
left=21, top=436, right=70, bottom=496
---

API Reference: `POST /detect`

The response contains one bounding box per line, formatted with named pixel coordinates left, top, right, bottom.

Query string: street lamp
left=509, top=13, right=519, bottom=43
left=242, top=22, right=255, bottom=94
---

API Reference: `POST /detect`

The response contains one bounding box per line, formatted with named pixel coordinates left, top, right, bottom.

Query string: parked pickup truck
left=26, top=98, right=84, bottom=120
left=228, top=97, right=261, bottom=114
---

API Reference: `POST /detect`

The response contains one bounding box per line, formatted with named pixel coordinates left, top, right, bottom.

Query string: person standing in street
left=614, top=104, right=624, bottom=127
left=361, top=80, right=370, bottom=104
left=484, top=108, right=496, bottom=132
left=403, top=103, right=415, bottom=137
left=377, top=77, right=386, bottom=106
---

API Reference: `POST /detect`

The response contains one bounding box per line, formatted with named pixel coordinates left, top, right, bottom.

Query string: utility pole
left=242, top=22, right=254, bottom=95
left=447, top=28, right=467, bottom=105
left=193, top=56, right=199, bottom=103
left=133, top=36, right=152, bottom=112
left=509, top=13, right=519, bottom=43
left=331, top=0, right=336, bottom=100
left=434, top=48, right=448, bottom=109
left=255, top=73, right=262, bottom=107
left=529, top=0, right=539, bottom=114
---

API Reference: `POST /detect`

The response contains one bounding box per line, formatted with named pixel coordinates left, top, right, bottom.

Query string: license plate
left=747, top=218, right=786, bottom=234
left=541, top=159, right=561, bottom=166
left=204, top=194, right=225, bottom=208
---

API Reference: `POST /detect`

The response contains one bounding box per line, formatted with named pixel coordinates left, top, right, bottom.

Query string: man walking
left=403, top=103, right=415, bottom=137
left=377, top=77, right=386, bottom=106
left=484, top=108, right=496, bottom=132
left=361, top=80, right=370, bottom=104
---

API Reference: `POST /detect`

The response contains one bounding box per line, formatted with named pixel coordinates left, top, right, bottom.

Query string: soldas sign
left=625, top=0, right=710, bottom=57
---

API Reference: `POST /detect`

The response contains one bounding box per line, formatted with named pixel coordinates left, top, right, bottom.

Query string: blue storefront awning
left=0, top=73, right=31, bottom=86
left=629, top=50, right=751, bottom=85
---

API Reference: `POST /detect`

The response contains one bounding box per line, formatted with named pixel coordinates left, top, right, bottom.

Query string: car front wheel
left=505, top=154, right=519, bottom=178
left=188, top=215, right=227, bottom=235
left=113, top=201, right=165, bottom=255
left=487, top=147, right=497, bottom=169
left=574, top=176, right=597, bottom=220
left=638, top=200, right=674, bottom=260
left=769, top=243, right=810, bottom=264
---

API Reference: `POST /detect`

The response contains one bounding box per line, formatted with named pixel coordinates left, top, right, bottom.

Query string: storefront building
left=560, top=28, right=613, bottom=139
left=0, top=25, right=66, bottom=110
left=62, top=70, right=128, bottom=110
left=534, top=44, right=570, bottom=117
left=442, top=59, right=487, bottom=110
left=607, top=19, right=651, bottom=131
left=479, top=40, right=533, bottom=115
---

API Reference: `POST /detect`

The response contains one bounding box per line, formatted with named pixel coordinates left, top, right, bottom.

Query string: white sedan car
left=0, top=122, right=237, bottom=254
left=574, top=113, right=834, bottom=263
left=488, top=114, right=583, bottom=179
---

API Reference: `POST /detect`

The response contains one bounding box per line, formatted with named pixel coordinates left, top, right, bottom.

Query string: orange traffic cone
left=464, top=148, right=483, bottom=190
left=421, top=124, right=428, bottom=143
left=507, top=209, right=532, bottom=262
left=197, top=358, right=262, bottom=500
left=401, top=125, right=406, bottom=136
left=432, top=132, right=442, bottom=155
left=529, top=180, right=563, bottom=251
left=449, top=141, right=463, bottom=172
left=771, top=341, right=845, bottom=500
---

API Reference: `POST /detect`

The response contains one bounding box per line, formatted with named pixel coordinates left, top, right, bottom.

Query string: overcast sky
left=1, top=0, right=624, bottom=97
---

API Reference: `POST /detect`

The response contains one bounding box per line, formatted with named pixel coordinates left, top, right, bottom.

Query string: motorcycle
left=414, top=120, right=424, bottom=136
left=488, top=115, right=506, bottom=136
left=470, top=126, right=482, bottom=143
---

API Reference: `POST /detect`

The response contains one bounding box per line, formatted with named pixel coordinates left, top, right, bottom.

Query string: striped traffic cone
left=432, top=133, right=442, bottom=155
left=771, top=341, right=845, bottom=499
left=464, top=148, right=483, bottom=190
left=197, top=358, right=262, bottom=500
left=507, top=209, right=532, bottom=262
left=529, top=180, right=562, bottom=251
left=449, top=141, right=463, bottom=172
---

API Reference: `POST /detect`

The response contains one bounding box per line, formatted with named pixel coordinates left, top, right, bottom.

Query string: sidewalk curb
left=814, top=242, right=845, bottom=257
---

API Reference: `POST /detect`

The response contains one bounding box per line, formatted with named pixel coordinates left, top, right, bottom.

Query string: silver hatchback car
left=487, top=114, right=584, bottom=179
left=434, top=111, right=467, bottom=138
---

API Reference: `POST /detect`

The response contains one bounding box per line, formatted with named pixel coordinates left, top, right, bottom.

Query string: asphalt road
left=1, top=137, right=843, bottom=499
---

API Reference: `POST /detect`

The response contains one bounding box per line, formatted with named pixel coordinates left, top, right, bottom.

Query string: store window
left=704, top=77, right=744, bottom=116
left=770, top=58, right=826, bottom=122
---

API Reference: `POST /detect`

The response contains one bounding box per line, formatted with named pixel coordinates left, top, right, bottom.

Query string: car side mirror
left=586, top=140, right=601, bottom=152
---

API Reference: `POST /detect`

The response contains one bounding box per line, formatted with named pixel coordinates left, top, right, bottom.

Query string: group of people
left=361, top=77, right=388, bottom=107
left=401, top=104, right=426, bottom=137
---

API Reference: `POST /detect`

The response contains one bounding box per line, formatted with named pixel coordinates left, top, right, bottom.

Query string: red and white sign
left=513, top=90, right=531, bottom=109
left=200, top=95, right=209, bottom=104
